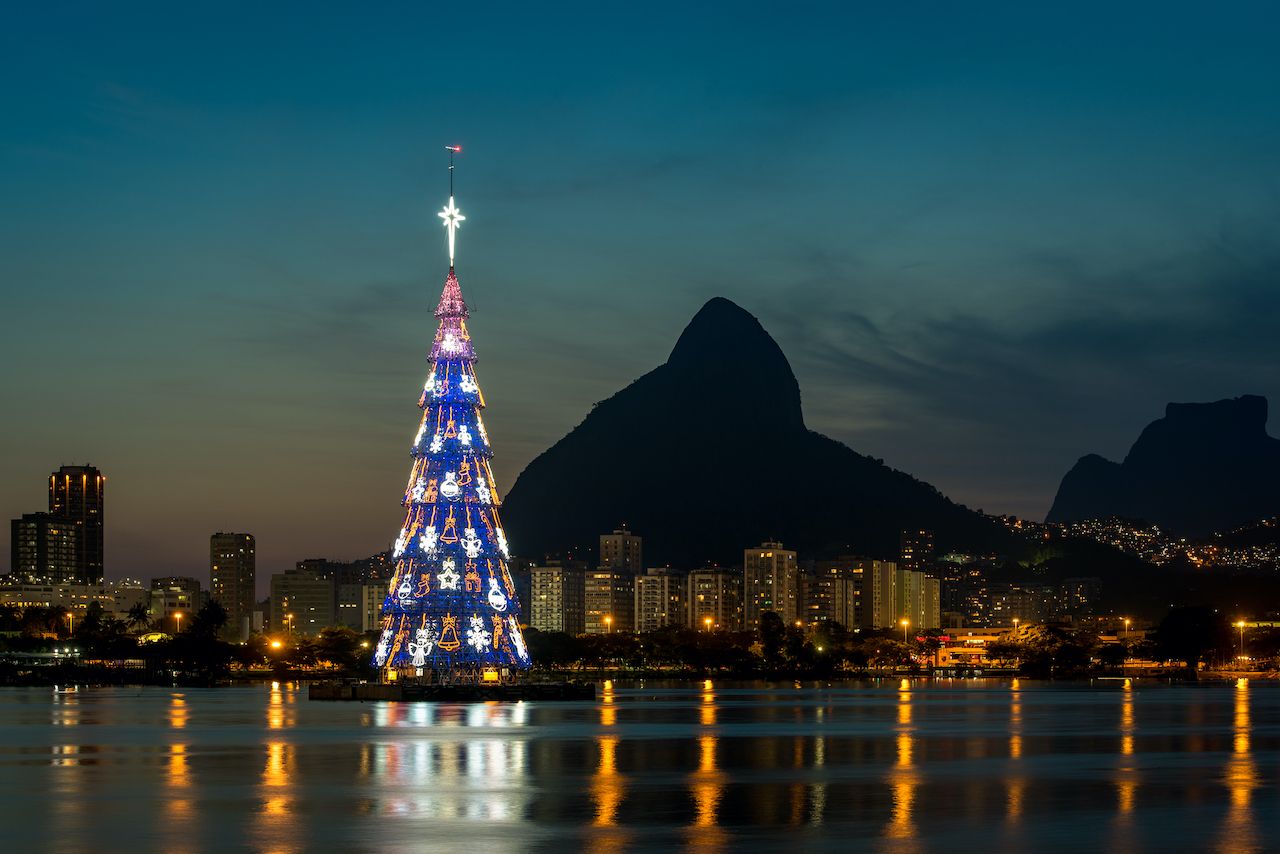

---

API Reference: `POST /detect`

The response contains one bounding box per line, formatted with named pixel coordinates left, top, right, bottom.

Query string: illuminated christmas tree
left=372, top=149, right=531, bottom=682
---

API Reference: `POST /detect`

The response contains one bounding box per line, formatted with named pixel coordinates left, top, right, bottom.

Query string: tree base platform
left=308, top=681, right=595, bottom=702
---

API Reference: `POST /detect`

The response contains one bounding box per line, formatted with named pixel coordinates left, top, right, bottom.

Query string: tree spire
left=439, top=145, right=465, bottom=267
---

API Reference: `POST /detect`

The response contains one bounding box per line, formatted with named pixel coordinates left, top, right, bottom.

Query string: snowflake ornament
left=466, top=615, right=492, bottom=651
left=496, top=528, right=510, bottom=559
left=411, top=476, right=427, bottom=503
left=458, top=374, right=478, bottom=394
left=393, top=528, right=408, bottom=558
left=429, top=432, right=444, bottom=454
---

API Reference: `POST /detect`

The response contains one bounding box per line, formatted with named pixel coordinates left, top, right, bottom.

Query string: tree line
left=0, top=602, right=1266, bottom=683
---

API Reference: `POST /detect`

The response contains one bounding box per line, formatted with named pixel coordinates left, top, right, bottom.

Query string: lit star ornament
left=439, top=196, right=465, bottom=265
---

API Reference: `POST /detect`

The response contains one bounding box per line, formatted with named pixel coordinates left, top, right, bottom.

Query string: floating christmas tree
left=373, top=149, right=531, bottom=682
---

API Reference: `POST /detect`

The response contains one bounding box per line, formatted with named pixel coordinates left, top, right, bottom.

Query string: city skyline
left=4, top=5, right=1280, bottom=582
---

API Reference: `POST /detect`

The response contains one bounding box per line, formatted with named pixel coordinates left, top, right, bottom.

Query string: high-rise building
left=803, top=559, right=862, bottom=628
left=686, top=567, right=740, bottom=631
left=9, top=512, right=79, bottom=584
left=634, top=568, right=683, bottom=633
left=47, top=465, right=106, bottom=583
left=210, top=532, right=256, bottom=640
left=849, top=557, right=941, bottom=631
left=924, top=575, right=941, bottom=630
left=337, top=581, right=386, bottom=633
left=584, top=568, right=633, bottom=634
left=902, top=573, right=941, bottom=631
left=857, top=559, right=899, bottom=630
left=743, top=541, right=798, bottom=629
left=270, top=566, right=336, bottom=637
left=600, top=527, right=643, bottom=576
left=899, top=529, right=935, bottom=574
left=529, top=561, right=586, bottom=635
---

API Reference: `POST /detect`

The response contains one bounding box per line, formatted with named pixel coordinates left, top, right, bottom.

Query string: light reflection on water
left=2, top=680, right=1279, bottom=852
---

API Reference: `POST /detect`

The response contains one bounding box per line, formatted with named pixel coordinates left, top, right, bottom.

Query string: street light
left=1236, top=620, right=1247, bottom=662
left=604, top=615, right=613, bottom=634
left=703, top=616, right=713, bottom=632
left=1123, top=617, right=1131, bottom=637
left=901, top=618, right=910, bottom=644
left=1013, top=617, right=1020, bottom=632
left=174, top=611, right=182, bottom=634
left=286, top=613, right=294, bottom=635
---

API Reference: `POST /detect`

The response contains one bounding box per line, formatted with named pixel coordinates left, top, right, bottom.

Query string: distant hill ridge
left=1047, top=395, right=1280, bottom=536
left=503, top=297, right=1004, bottom=566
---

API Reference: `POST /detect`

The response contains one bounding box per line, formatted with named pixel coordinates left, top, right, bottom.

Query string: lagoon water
left=0, top=679, right=1275, bottom=852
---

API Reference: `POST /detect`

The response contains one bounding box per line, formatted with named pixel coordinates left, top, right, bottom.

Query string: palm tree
left=125, top=602, right=152, bottom=633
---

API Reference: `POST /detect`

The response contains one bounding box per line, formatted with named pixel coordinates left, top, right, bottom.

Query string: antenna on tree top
left=445, top=145, right=461, bottom=194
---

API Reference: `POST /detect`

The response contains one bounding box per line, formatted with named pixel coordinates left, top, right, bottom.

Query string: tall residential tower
left=210, top=532, right=256, bottom=640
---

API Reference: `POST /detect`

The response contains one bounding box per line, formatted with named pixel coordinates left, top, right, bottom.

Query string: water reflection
left=267, top=680, right=296, bottom=730
left=367, top=701, right=530, bottom=824
left=882, top=679, right=918, bottom=846
left=11, top=681, right=1280, bottom=852
left=1218, top=679, right=1258, bottom=853
left=1006, top=680, right=1024, bottom=827
left=602, top=679, right=617, bottom=727
left=255, top=683, right=299, bottom=854
left=685, top=680, right=727, bottom=852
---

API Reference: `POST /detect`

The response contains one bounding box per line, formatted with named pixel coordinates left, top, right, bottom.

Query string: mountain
left=1046, top=395, right=1280, bottom=536
left=502, top=297, right=1004, bottom=566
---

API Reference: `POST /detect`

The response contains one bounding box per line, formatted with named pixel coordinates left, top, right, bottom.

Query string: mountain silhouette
left=1046, top=395, right=1280, bottom=535
left=503, top=297, right=1003, bottom=566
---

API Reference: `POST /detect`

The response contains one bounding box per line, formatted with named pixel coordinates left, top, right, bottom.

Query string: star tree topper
left=439, top=145, right=465, bottom=266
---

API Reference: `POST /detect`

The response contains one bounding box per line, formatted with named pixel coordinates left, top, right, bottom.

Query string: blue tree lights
left=373, top=186, right=531, bottom=682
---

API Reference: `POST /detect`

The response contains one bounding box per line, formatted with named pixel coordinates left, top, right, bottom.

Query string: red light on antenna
left=445, top=145, right=462, bottom=152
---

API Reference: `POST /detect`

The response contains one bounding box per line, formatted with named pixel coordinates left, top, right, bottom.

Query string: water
left=0, top=679, right=1274, bottom=852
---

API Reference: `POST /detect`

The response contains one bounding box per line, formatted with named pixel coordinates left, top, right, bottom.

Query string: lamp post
left=1013, top=617, right=1020, bottom=632
left=173, top=611, right=182, bottom=634
left=286, top=613, right=294, bottom=636
left=901, top=618, right=910, bottom=644
left=1236, top=620, right=1247, bottom=663
left=604, top=615, right=613, bottom=634
left=703, top=616, right=713, bottom=632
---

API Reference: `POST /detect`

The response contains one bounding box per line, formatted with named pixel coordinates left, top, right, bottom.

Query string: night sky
left=3, top=3, right=1279, bottom=589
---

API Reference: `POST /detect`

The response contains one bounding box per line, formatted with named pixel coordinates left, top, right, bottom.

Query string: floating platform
left=308, top=681, right=595, bottom=702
